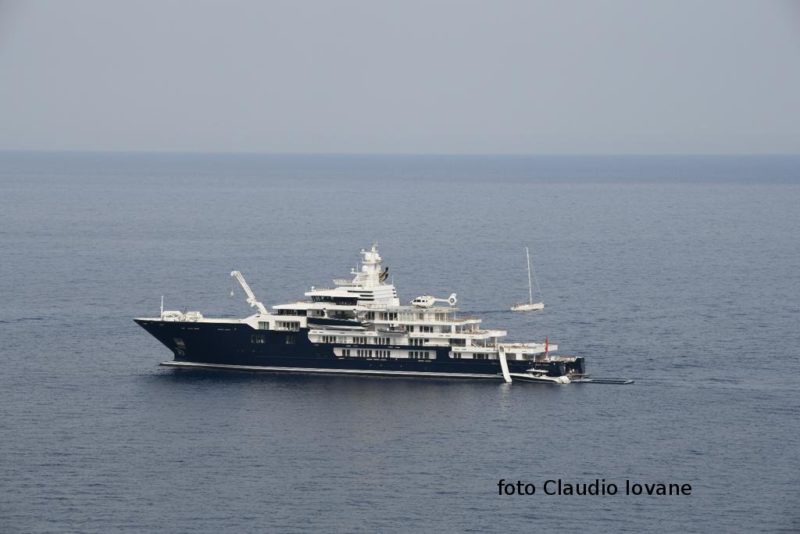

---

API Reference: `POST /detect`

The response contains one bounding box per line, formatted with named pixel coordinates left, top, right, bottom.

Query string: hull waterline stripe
left=161, top=361, right=502, bottom=379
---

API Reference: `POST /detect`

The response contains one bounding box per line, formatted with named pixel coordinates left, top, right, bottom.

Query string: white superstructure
left=266, top=245, right=556, bottom=363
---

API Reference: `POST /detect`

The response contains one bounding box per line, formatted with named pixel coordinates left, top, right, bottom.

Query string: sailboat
left=511, top=246, right=544, bottom=312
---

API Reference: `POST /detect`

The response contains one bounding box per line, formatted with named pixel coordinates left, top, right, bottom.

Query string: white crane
left=230, top=270, right=269, bottom=315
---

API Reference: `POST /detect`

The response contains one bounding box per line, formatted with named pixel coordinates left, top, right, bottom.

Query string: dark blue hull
left=135, top=319, right=584, bottom=378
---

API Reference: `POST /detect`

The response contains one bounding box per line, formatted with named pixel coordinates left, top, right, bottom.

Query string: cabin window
left=285, top=334, right=295, bottom=345
left=251, top=334, right=266, bottom=344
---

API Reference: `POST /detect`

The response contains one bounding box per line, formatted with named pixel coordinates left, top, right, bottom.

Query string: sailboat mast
left=526, top=247, right=533, bottom=305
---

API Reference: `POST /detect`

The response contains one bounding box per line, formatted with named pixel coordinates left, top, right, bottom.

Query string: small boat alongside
left=510, top=373, right=570, bottom=384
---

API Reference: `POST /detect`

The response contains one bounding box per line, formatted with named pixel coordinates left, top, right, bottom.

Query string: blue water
left=1, top=153, right=799, bottom=532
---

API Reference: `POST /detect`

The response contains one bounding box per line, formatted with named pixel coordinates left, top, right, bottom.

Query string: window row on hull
left=335, top=348, right=433, bottom=360
left=332, top=348, right=499, bottom=361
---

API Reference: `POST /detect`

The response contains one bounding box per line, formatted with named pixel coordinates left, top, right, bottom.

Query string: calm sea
left=1, top=153, right=799, bottom=532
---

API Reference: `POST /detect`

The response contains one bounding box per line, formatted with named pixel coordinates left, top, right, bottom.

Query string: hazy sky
left=1, top=0, right=799, bottom=154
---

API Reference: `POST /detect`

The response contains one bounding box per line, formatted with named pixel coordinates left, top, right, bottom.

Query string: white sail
left=511, top=246, right=544, bottom=312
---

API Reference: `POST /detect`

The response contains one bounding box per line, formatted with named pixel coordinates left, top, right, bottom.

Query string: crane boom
left=230, top=270, right=269, bottom=315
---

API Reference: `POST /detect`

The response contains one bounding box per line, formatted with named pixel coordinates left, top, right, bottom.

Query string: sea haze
left=1, top=153, right=799, bottom=532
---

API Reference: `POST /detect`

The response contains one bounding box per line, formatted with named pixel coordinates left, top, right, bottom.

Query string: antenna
left=160, top=295, right=164, bottom=317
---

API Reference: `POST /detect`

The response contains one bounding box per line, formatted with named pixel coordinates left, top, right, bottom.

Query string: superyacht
left=135, top=245, right=585, bottom=383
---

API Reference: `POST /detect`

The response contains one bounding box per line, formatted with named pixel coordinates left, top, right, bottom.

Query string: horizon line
left=1, top=149, right=800, bottom=158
